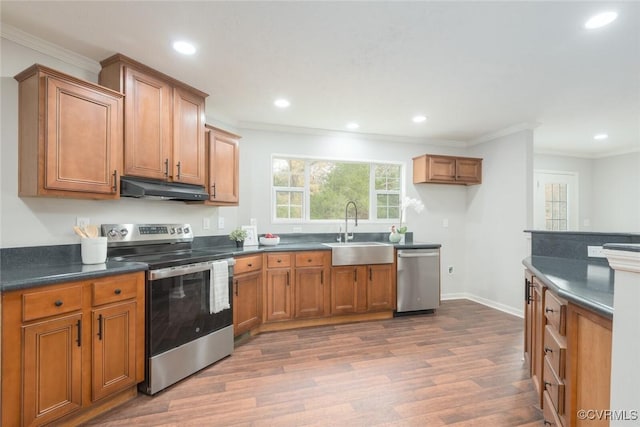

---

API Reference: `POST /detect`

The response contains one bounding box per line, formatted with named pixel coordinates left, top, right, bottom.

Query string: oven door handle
left=149, top=262, right=214, bottom=281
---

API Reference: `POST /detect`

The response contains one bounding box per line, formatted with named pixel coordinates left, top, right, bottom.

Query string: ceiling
left=2, top=1, right=639, bottom=157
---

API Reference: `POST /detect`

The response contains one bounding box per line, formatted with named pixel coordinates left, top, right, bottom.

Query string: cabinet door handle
left=164, top=158, right=169, bottom=178
left=114, top=288, right=121, bottom=295
left=248, top=263, right=253, bottom=267
left=54, top=300, right=63, bottom=307
left=543, top=421, right=552, bottom=426
left=97, top=314, right=103, bottom=340
left=369, top=267, right=372, bottom=281
left=545, top=307, right=554, bottom=313
left=286, top=271, right=290, bottom=286
left=544, top=346, right=553, bottom=354
left=112, top=170, right=118, bottom=192
left=235, top=280, right=239, bottom=296
left=543, top=381, right=552, bottom=390
left=277, top=259, right=282, bottom=263
left=212, top=183, right=217, bottom=198
left=76, top=319, right=82, bottom=347
left=321, top=270, right=324, bottom=284
left=354, top=268, right=357, bottom=282
left=176, top=161, right=181, bottom=180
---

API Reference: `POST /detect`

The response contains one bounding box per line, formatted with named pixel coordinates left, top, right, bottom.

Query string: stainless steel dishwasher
left=396, top=248, right=440, bottom=313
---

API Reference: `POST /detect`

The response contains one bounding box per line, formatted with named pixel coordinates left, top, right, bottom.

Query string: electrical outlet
left=217, top=217, right=225, bottom=229
left=203, top=218, right=210, bottom=230
left=587, top=245, right=606, bottom=258
left=442, top=218, right=449, bottom=228
left=448, top=266, right=454, bottom=274
left=293, top=226, right=302, bottom=233
left=76, top=217, right=90, bottom=228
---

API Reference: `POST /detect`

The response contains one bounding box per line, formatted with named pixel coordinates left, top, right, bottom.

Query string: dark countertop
left=1, top=261, right=148, bottom=292
left=523, top=256, right=614, bottom=318
left=604, top=243, right=640, bottom=252
left=1, top=241, right=441, bottom=293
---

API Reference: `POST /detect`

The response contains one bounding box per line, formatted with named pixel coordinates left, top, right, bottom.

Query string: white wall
left=464, top=130, right=534, bottom=315
left=534, top=153, right=593, bottom=230
left=592, top=152, right=640, bottom=232
left=0, top=38, right=238, bottom=248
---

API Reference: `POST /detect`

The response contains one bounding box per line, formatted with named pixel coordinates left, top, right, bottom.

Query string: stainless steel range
left=103, top=224, right=234, bottom=395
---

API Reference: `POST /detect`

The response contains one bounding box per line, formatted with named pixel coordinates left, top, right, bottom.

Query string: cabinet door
left=367, top=264, right=395, bottom=311
left=23, top=313, right=82, bottom=426
left=123, top=67, right=172, bottom=180
left=173, top=87, right=206, bottom=185
left=531, top=280, right=545, bottom=407
left=455, top=158, right=482, bottom=184
left=45, top=76, right=121, bottom=195
left=233, top=271, right=262, bottom=335
left=331, top=266, right=359, bottom=315
left=427, top=156, right=456, bottom=182
left=92, top=301, right=137, bottom=401
left=265, top=269, right=292, bottom=322
left=209, top=129, right=239, bottom=204
left=294, top=267, right=327, bottom=319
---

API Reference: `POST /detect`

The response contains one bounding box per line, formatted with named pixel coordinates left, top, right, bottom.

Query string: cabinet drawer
left=544, top=325, right=567, bottom=379
left=295, top=251, right=326, bottom=267
left=92, top=275, right=139, bottom=306
left=545, top=290, right=567, bottom=335
left=234, top=255, right=263, bottom=274
left=542, top=390, right=563, bottom=426
left=266, top=253, right=291, bottom=268
left=543, top=356, right=565, bottom=415
left=23, top=285, right=83, bottom=322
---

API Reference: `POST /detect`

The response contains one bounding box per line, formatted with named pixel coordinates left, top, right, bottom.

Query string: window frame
left=271, top=154, right=405, bottom=224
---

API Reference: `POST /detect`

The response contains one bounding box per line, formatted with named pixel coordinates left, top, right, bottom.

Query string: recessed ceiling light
left=585, top=11, right=618, bottom=29
left=412, top=115, right=427, bottom=123
left=593, top=133, right=609, bottom=140
left=173, top=41, right=196, bottom=55
left=274, top=98, right=290, bottom=108
left=346, top=122, right=359, bottom=130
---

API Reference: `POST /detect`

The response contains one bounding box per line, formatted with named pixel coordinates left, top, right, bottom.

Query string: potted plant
left=229, top=227, right=248, bottom=248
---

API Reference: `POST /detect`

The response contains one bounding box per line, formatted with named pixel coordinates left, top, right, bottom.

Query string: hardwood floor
left=84, top=299, right=542, bottom=426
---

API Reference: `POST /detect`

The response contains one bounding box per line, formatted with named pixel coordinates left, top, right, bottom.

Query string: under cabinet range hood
left=120, top=176, right=209, bottom=201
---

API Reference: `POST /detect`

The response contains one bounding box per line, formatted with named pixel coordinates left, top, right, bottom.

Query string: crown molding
left=1, top=24, right=101, bottom=74
left=534, top=145, right=640, bottom=159
left=467, top=122, right=541, bottom=146
left=237, top=121, right=466, bottom=148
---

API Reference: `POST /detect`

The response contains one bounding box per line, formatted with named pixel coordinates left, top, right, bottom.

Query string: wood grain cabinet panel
left=265, top=269, right=292, bottom=322
left=331, top=266, right=361, bottom=315
left=206, top=125, right=240, bottom=205
left=233, top=270, right=262, bottom=335
left=413, top=154, right=482, bottom=185
left=15, top=65, right=123, bottom=199
left=1, top=272, right=145, bottom=426
left=100, top=54, right=207, bottom=186
left=367, top=264, right=396, bottom=311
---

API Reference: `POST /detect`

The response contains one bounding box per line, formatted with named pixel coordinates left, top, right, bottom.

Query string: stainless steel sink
left=323, top=242, right=394, bottom=266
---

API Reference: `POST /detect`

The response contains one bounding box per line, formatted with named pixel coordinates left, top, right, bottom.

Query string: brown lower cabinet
left=233, top=254, right=263, bottom=335
left=331, top=264, right=396, bottom=314
left=2, top=271, right=145, bottom=427
left=524, top=269, right=612, bottom=427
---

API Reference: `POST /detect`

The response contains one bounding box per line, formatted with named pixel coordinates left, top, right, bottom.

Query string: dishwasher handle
left=398, top=252, right=439, bottom=258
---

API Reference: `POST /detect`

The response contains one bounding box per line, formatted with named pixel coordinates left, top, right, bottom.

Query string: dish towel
left=210, top=260, right=230, bottom=314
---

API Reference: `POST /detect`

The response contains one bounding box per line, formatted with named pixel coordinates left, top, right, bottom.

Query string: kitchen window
left=272, top=156, right=402, bottom=222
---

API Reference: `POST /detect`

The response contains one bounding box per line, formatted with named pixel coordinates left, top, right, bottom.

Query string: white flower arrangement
left=396, top=196, right=425, bottom=234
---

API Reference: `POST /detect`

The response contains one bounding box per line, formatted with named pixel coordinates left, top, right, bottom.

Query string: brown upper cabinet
left=413, top=154, right=482, bottom=185
left=99, top=54, right=208, bottom=186
left=205, top=125, right=240, bottom=205
left=15, top=65, right=123, bottom=199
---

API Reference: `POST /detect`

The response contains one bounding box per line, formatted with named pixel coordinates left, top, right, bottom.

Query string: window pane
left=276, top=191, right=289, bottom=204
left=309, top=161, right=370, bottom=220
left=273, top=173, right=289, bottom=186
left=291, top=192, right=303, bottom=205
left=276, top=206, right=288, bottom=218
left=290, top=206, right=302, bottom=219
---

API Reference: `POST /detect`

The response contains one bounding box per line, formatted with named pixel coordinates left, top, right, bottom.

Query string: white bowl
left=259, top=236, right=280, bottom=246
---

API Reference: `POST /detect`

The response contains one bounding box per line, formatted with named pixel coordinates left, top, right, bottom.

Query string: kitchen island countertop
left=523, top=255, right=614, bottom=318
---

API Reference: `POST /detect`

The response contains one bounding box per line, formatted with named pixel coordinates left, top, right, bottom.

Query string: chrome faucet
left=344, top=201, right=358, bottom=242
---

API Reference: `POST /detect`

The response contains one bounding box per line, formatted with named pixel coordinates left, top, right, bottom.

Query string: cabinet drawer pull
left=97, top=314, right=103, bottom=340
left=277, top=259, right=282, bottom=263
left=545, top=307, right=554, bottom=313
left=212, top=183, right=217, bottom=198
left=54, top=300, right=63, bottom=307
left=544, top=381, right=552, bottom=390
left=543, top=421, right=552, bottom=426
left=308, top=258, right=312, bottom=263
left=176, top=161, right=181, bottom=179
left=112, top=170, right=118, bottom=192
left=164, top=158, right=169, bottom=178
left=544, top=346, right=553, bottom=354
left=248, top=263, right=253, bottom=267
left=114, top=288, right=122, bottom=295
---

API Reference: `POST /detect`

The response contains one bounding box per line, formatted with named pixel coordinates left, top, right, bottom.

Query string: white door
left=533, top=170, right=579, bottom=231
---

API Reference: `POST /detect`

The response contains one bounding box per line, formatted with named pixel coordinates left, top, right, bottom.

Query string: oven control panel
left=102, top=223, right=193, bottom=245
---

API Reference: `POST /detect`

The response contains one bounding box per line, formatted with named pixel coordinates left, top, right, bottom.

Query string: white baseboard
left=441, top=292, right=524, bottom=318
